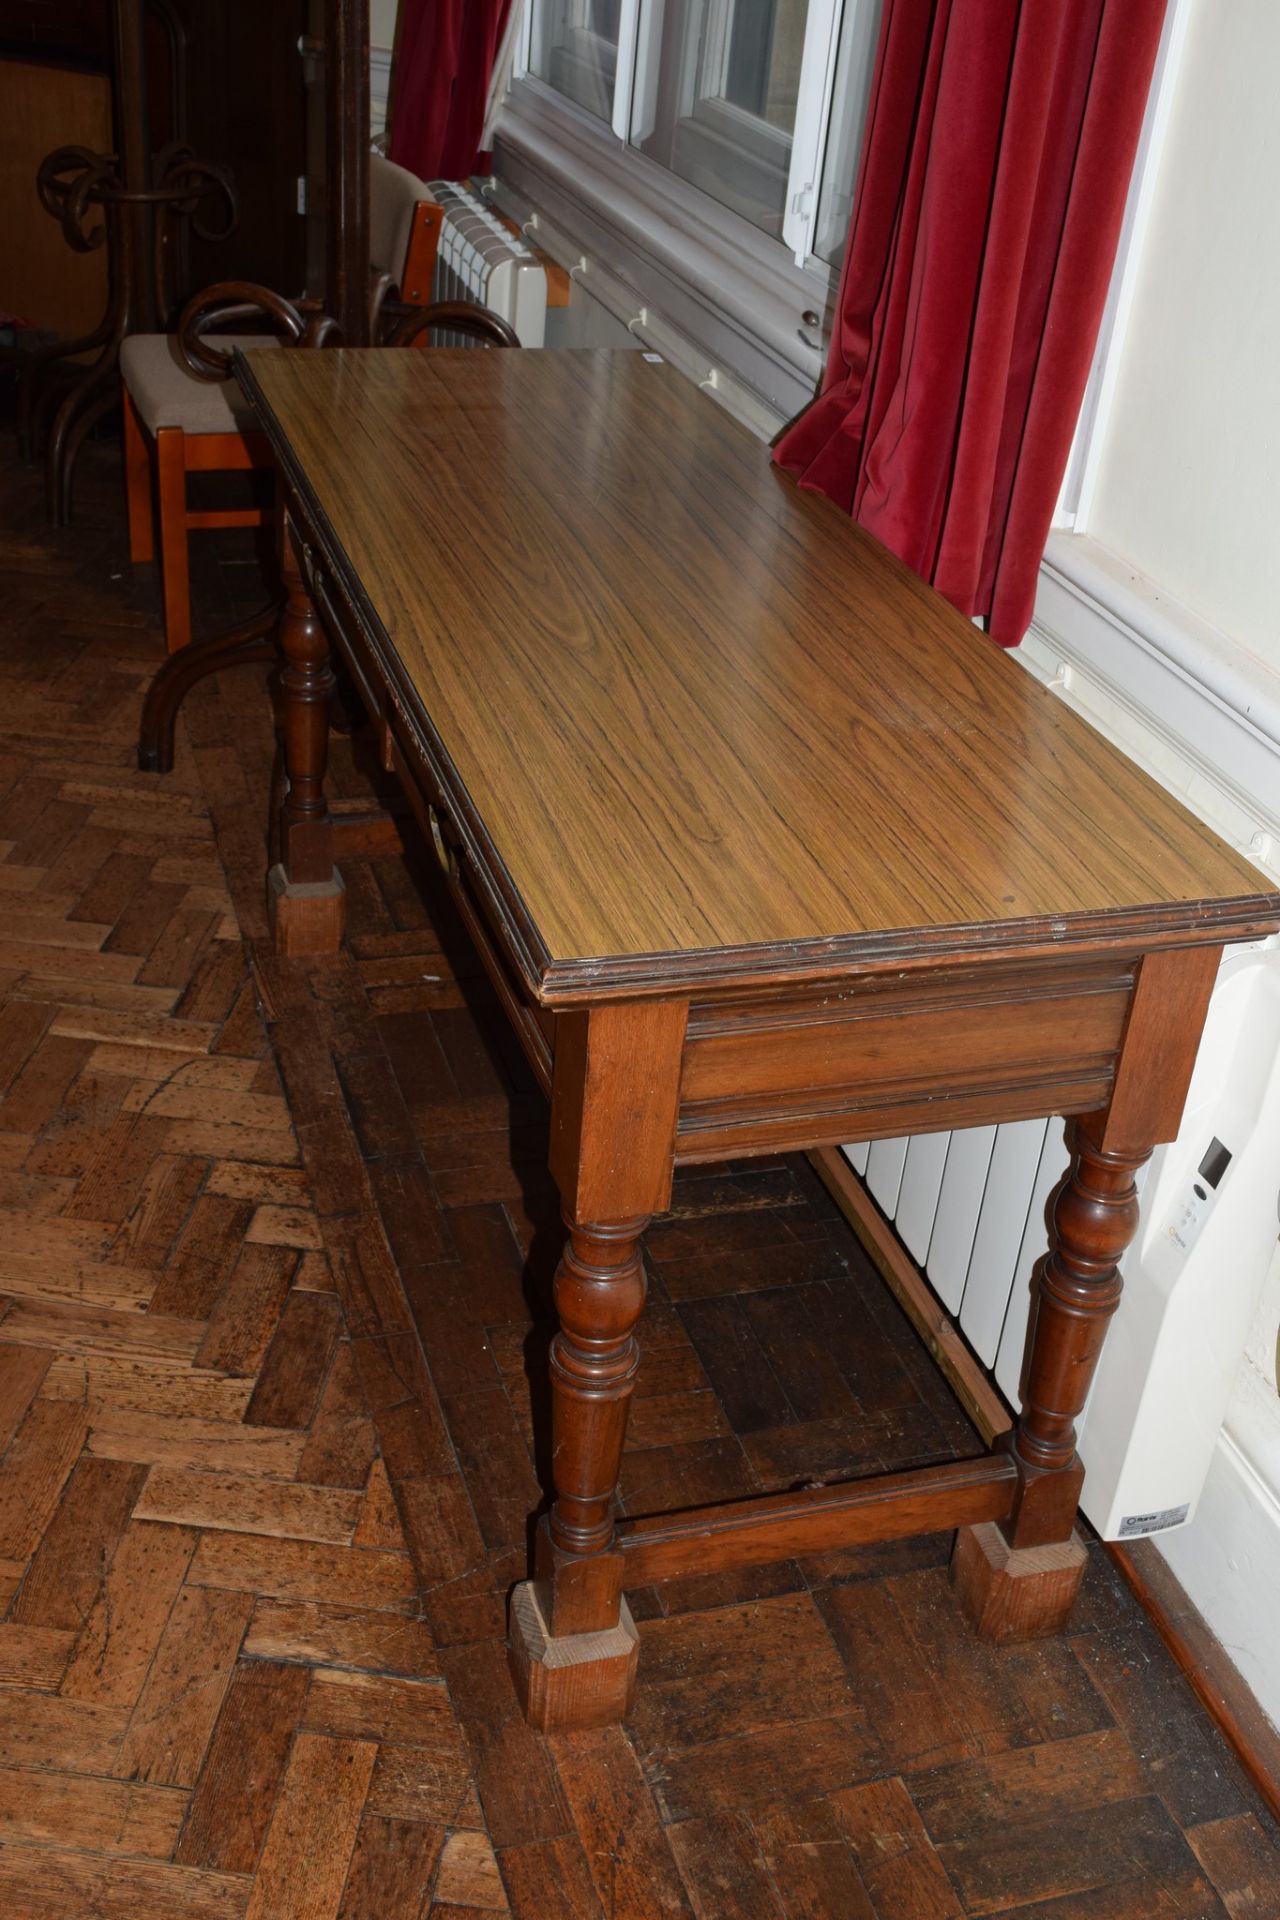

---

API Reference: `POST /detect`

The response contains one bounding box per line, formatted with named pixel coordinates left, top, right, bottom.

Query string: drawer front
left=676, top=959, right=1134, bottom=1160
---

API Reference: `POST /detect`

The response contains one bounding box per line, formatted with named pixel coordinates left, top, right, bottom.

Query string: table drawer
left=676, top=959, right=1134, bottom=1159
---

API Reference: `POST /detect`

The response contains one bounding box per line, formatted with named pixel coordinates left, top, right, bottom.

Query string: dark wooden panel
left=178, top=0, right=310, bottom=301
left=0, top=3, right=110, bottom=65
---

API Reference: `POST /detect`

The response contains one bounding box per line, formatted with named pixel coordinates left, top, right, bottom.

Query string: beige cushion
left=120, top=333, right=282, bottom=435
left=369, top=151, right=429, bottom=281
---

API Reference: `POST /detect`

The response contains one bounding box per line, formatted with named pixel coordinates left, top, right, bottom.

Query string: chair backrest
left=177, top=283, right=341, bottom=381
left=389, top=301, right=520, bottom=350
left=176, top=282, right=519, bottom=383
left=369, top=152, right=443, bottom=304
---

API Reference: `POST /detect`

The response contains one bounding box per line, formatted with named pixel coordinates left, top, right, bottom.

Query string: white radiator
left=845, top=933, right=1280, bottom=1542
left=425, top=180, right=548, bottom=348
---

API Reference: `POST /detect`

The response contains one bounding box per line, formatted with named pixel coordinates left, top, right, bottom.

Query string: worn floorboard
left=0, top=421, right=1275, bottom=1917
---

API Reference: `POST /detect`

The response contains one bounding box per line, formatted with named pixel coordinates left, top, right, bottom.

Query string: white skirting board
left=1156, top=1429, right=1280, bottom=1733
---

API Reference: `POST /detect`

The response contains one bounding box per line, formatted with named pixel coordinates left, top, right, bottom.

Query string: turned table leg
left=268, top=512, right=345, bottom=955
left=952, top=1118, right=1148, bottom=1639
left=953, top=945, right=1220, bottom=1641
left=509, top=999, right=687, bottom=1730
left=509, top=1215, right=649, bottom=1730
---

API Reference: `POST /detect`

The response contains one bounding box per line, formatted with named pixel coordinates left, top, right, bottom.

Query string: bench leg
left=268, top=512, right=344, bottom=955
left=509, top=1216, right=647, bottom=1731
left=954, top=1119, right=1148, bottom=1638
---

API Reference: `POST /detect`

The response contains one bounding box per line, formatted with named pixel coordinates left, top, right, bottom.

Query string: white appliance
left=844, top=935, right=1280, bottom=1540
left=425, top=180, right=548, bottom=347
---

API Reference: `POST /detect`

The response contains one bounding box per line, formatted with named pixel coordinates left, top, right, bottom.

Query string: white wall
left=1086, top=0, right=1280, bottom=669
left=369, top=0, right=398, bottom=140
left=1060, top=0, right=1280, bottom=1725
left=369, top=0, right=398, bottom=50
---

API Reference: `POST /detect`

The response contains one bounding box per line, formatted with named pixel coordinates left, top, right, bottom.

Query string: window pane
left=813, top=0, right=881, bottom=266
left=530, top=0, right=622, bottom=123
left=630, top=0, right=812, bottom=240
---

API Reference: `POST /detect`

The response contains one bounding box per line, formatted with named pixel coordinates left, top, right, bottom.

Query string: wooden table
left=235, top=345, right=1280, bottom=1732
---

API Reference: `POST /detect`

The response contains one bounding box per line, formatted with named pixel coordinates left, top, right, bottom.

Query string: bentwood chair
left=120, top=154, right=447, bottom=653
left=132, top=282, right=518, bottom=780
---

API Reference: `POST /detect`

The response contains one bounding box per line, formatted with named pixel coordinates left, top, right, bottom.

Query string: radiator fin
left=865, top=1135, right=909, bottom=1217
left=994, top=1118, right=1067, bottom=1401
left=928, top=1126, right=998, bottom=1315
left=895, top=1132, right=950, bottom=1265
left=963, top=1118, right=1050, bottom=1367
left=844, top=1105, right=1153, bottom=1402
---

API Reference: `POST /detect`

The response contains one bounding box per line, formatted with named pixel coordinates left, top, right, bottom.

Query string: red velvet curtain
left=388, top=0, right=514, bottom=182
left=774, top=0, right=1166, bottom=646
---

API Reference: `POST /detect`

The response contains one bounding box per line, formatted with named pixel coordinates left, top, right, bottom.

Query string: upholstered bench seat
left=120, top=334, right=283, bottom=435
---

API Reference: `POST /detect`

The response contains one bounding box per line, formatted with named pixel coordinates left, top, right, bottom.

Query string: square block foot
left=952, top=1521, right=1088, bottom=1643
left=508, top=1580, right=638, bottom=1731
left=267, top=862, right=345, bottom=956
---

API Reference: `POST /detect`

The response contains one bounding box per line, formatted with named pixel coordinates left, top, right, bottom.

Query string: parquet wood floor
left=0, top=420, right=1277, bottom=1918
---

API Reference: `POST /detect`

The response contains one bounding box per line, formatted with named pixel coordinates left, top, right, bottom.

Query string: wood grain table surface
left=240, top=347, right=1277, bottom=1002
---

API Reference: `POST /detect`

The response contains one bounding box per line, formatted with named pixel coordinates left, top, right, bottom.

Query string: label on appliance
left=1117, top=1503, right=1191, bottom=1538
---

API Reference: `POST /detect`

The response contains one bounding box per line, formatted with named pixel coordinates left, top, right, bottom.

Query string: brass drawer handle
left=428, top=805, right=457, bottom=881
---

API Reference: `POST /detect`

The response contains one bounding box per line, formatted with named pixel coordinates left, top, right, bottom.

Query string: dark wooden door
left=178, top=0, right=311, bottom=301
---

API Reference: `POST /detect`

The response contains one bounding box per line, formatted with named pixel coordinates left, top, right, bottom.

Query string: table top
left=239, top=346, right=1280, bottom=1001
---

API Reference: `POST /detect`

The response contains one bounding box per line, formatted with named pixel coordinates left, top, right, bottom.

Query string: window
left=500, top=0, right=880, bottom=419
left=632, top=0, right=811, bottom=241
left=505, top=0, right=1184, bottom=549
left=529, top=0, right=623, bottom=123
left=517, top=0, right=880, bottom=270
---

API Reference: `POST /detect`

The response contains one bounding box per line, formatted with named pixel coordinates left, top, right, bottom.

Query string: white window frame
left=514, top=0, right=857, bottom=271
left=612, top=0, right=645, bottom=139
left=698, top=0, right=737, bottom=105
left=522, top=0, right=625, bottom=126
left=783, top=0, right=847, bottom=261
left=508, top=0, right=1192, bottom=469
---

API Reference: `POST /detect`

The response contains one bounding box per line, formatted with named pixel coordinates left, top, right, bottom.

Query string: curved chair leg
left=137, top=600, right=282, bottom=773
left=54, top=382, right=120, bottom=525
left=44, top=350, right=119, bottom=525
left=17, top=318, right=114, bottom=458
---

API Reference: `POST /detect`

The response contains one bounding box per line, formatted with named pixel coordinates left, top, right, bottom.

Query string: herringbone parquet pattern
left=0, top=419, right=1277, bottom=1919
